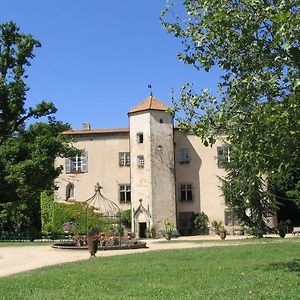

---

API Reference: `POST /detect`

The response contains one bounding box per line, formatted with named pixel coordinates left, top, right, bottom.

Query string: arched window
left=66, top=183, right=75, bottom=200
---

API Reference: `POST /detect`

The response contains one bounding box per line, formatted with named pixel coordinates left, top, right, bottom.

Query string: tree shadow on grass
left=265, top=259, right=300, bottom=275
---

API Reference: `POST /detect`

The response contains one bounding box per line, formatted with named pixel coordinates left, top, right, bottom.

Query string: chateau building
left=54, top=96, right=232, bottom=237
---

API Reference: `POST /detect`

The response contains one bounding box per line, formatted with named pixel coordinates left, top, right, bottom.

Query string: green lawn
left=157, top=236, right=299, bottom=245
left=0, top=240, right=299, bottom=299
left=0, top=241, right=54, bottom=247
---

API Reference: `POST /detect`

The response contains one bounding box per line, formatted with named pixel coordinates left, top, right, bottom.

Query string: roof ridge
left=128, top=95, right=168, bottom=114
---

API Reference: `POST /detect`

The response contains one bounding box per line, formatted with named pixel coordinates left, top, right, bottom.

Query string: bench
left=292, top=227, right=300, bottom=235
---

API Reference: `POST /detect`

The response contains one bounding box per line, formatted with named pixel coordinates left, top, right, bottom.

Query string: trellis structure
left=84, top=182, right=120, bottom=218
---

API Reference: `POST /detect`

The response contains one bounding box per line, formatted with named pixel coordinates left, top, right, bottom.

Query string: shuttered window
left=65, top=151, right=88, bottom=173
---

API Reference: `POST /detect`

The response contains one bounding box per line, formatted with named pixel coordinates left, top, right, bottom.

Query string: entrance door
left=139, top=222, right=147, bottom=238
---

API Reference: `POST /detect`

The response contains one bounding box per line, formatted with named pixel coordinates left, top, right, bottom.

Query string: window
left=65, top=151, right=88, bottom=173
left=179, top=148, right=190, bottom=164
left=66, top=183, right=74, bottom=200
left=137, top=155, right=144, bottom=168
left=119, top=185, right=131, bottom=203
left=137, top=133, right=143, bottom=144
left=119, top=152, right=130, bottom=167
left=180, top=184, right=193, bottom=202
left=217, top=145, right=229, bottom=168
left=225, top=211, right=240, bottom=226
left=159, top=118, right=164, bottom=123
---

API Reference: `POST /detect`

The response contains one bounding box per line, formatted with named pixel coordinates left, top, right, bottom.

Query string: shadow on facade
left=174, top=134, right=202, bottom=236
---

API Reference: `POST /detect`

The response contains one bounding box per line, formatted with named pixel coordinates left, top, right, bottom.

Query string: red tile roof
left=128, top=95, right=168, bottom=114
left=64, top=128, right=129, bottom=135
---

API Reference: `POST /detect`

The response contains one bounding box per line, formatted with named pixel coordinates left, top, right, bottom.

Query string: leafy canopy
left=0, top=22, right=74, bottom=232
left=162, top=1, right=300, bottom=232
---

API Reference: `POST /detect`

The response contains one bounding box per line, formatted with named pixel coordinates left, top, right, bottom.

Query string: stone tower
left=128, top=96, right=176, bottom=238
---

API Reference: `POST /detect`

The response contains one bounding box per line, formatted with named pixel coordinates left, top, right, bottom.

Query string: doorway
left=139, top=222, right=147, bottom=238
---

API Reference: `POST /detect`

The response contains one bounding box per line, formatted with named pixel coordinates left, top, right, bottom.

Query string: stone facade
left=54, top=96, right=233, bottom=237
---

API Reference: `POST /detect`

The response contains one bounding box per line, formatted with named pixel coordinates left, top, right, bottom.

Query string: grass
left=0, top=241, right=54, bottom=247
left=157, top=236, right=300, bottom=245
left=0, top=240, right=299, bottom=299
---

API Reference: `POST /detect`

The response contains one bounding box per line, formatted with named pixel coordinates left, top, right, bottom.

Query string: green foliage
left=0, top=201, right=27, bottom=232
left=163, top=218, right=173, bottom=233
left=244, top=227, right=265, bottom=238
left=52, top=202, right=110, bottom=235
left=0, top=241, right=299, bottom=299
left=0, top=21, right=54, bottom=145
left=162, top=1, right=300, bottom=230
left=145, top=226, right=156, bottom=238
left=211, top=220, right=222, bottom=230
left=277, top=220, right=291, bottom=238
left=120, top=209, right=131, bottom=228
left=40, top=191, right=54, bottom=235
left=0, top=21, right=75, bottom=232
left=287, top=181, right=300, bottom=207
left=193, top=212, right=209, bottom=235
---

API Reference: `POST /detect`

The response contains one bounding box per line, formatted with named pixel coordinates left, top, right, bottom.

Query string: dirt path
left=0, top=234, right=290, bottom=278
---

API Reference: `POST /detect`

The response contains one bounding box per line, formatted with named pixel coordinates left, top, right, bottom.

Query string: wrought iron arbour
left=84, top=182, right=120, bottom=218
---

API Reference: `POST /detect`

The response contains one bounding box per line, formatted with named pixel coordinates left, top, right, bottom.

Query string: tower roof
left=128, top=96, right=168, bottom=114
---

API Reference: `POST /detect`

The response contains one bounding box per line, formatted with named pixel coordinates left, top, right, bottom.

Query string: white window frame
left=119, top=152, right=130, bottom=167
left=65, top=151, right=88, bottom=173
left=137, top=155, right=144, bottom=168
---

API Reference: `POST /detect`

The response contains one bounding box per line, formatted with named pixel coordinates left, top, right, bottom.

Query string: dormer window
left=137, top=133, right=143, bottom=144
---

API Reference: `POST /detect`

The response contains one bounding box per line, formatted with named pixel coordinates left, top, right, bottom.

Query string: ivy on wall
left=40, top=192, right=112, bottom=236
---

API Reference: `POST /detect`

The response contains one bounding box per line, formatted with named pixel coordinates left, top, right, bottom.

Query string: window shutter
left=65, top=158, right=71, bottom=173
left=82, top=151, right=88, bottom=172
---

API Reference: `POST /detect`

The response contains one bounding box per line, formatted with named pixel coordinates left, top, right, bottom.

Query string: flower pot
left=165, top=232, right=172, bottom=240
left=214, top=229, right=221, bottom=236
left=220, top=232, right=227, bottom=240
left=87, top=236, right=98, bottom=256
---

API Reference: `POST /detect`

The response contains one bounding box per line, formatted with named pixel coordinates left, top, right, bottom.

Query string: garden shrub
left=193, top=212, right=210, bottom=235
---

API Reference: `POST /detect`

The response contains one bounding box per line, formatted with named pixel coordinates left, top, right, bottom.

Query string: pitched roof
left=64, top=128, right=129, bottom=135
left=128, top=95, right=168, bottom=114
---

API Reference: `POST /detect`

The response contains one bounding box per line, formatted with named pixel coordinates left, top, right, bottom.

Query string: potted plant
left=211, top=220, right=223, bottom=235
left=219, top=226, right=227, bottom=240
left=87, top=229, right=99, bottom=257
left=164, top=218, right=173, bottom=240
left=146, top=226, right=156, bottom=238
left=277, top=220, right=290, bottom=238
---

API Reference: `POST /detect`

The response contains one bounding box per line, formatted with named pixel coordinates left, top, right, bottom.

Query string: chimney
left=82, top=123, right=91, bottom=130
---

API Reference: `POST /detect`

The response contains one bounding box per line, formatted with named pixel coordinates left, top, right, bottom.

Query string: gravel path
left=0, top=234, right=287, bottom=278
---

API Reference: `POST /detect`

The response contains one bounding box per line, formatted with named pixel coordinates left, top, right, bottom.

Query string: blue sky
left=1, top=0, right=220, bottom=129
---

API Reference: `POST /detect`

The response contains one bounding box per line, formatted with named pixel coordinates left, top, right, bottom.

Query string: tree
left=0, top=22, right=57, bottom=145
left=0, top=22, right=74, bottom=232
left=162, top=1, right=300, bottom=234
